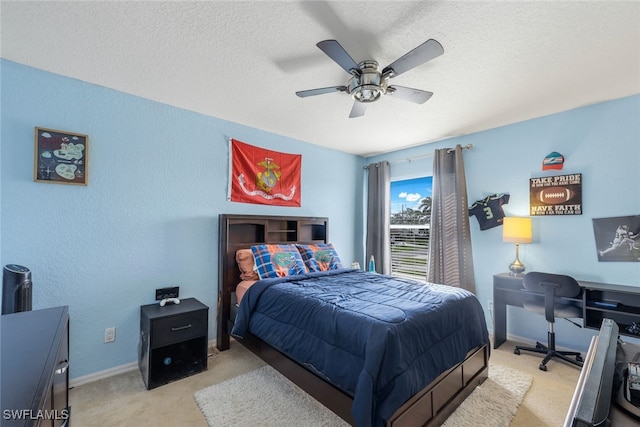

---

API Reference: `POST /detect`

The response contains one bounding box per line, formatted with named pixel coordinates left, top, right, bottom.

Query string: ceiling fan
left=296, top=39, right=444, bottom=118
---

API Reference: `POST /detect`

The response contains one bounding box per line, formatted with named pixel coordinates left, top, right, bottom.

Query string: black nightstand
left=138, top=297, right=209, bottom=389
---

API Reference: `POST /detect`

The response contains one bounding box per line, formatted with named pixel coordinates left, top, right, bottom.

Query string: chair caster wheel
left=514, top=348, right=521, bottom=355
left=535, top=342, right=544, bottom=349
left=539, top=364, right=547, bottom=371
left=576, top=355, right=583, bottom=362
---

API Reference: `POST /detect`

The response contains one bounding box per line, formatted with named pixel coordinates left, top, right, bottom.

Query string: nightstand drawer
left=152, top=310, right=207, bottom=348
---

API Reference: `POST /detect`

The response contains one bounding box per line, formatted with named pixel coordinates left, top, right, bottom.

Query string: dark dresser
left=1, top=306, right=70, bottom=426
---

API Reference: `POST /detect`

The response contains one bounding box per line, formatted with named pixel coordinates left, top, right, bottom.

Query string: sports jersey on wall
left=469, top=194, right=510, bottom=230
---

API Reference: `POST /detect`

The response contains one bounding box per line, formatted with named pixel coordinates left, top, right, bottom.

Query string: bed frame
left=216, top=214, right=489, bottom=426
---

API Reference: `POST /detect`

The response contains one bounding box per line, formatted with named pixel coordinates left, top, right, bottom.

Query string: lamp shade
left=502, top=217, right=532, bottom=244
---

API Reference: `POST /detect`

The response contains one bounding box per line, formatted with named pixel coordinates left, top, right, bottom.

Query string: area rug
left=194, top=364, right=532, bottom=427
left=442, top=364, right=533, bottom=427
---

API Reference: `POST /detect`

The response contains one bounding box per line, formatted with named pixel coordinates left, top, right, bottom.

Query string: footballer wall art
left=593, top=215, right=640, bottom=262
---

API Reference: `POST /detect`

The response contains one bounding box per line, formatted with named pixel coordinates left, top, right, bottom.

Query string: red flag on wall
left=229, top=139, right=301, bottom=207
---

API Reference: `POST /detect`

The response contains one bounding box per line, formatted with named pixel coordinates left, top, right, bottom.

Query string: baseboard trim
left=496, top=332, right=582, bottom=353
left=70, top=339, right=217, bottom=388
left=70, top=361, right=138, bottom=388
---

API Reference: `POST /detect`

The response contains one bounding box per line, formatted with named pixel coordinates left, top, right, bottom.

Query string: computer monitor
left=564, top=318, right=618, bottom=427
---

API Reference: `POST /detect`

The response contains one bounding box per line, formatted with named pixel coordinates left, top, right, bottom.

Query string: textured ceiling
left=2, top=1, right=639, bottom=157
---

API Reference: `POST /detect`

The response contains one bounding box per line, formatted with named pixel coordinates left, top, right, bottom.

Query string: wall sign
left=529, top=173, right=582, bottom=216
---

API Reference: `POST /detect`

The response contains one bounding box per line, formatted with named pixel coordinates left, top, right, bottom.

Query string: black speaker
left=2, top=264, right=32, bottom=315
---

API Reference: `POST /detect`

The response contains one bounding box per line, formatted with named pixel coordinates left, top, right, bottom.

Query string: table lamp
left=502, top=217, right=532, bottom=276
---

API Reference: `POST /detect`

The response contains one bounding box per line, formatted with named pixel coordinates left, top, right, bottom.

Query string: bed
left=216, top=214, right=490, bottom=426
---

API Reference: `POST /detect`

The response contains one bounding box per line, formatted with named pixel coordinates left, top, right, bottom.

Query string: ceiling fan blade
left=296, top=86, right=347, bottom=98
left=349, top=101, right=367, bottom=118
left=300, top=2, right=357, bottom=48
left=387, top=86, right=433, bottom=104
left=382, top=39, right=444, bottom=78
left=317, top=40, right=360, bottom=75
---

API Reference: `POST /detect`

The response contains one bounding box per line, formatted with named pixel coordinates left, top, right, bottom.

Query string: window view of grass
left=390, top=227, right=429, bottom=279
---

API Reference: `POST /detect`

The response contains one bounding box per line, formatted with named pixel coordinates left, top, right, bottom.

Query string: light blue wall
left=2, top=57, right=639, bottom=379
left=0, top=60, right=365, bottom=379
left=368, top=95, right=640, bottom=352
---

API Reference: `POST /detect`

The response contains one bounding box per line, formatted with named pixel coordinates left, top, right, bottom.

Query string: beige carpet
left=194, top=363, right=532, bottom=427
left=69, top=337, right=581, bottom=427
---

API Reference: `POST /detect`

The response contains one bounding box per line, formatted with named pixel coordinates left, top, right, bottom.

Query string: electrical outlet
left=488, top=300, right=494, bottom=314
left=104, top=327, right=116, bottom=343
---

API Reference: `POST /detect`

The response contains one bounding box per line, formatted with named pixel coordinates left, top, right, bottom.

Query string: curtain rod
left=363, top=144, right=473, bottom=169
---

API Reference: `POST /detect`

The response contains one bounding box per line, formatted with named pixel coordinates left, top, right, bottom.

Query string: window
left=390, top=176, right=432, bottom=280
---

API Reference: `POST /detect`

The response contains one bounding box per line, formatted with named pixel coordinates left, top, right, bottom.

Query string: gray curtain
left=427, top=145, right=476, bottom=293
left=366, top=161, right=391, bottom=274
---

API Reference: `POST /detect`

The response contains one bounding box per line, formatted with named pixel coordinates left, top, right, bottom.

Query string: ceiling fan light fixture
left=353, top=85, right=382, bottom=103
left=348, top=60, right=387, bottom=103
left=298, top=38, right=443, bottom=116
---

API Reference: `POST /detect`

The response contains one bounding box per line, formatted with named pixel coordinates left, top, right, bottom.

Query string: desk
left=493, top=273, right=640, bottom=349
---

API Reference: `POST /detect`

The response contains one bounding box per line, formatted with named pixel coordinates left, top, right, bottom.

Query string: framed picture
left=34, top=127, right=88, bottom=185
left=592, top=215, right=640, bottom=262
left=530, top=173, right=582, bottom=216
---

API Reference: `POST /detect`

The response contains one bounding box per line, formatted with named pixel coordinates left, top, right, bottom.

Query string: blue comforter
left=231, top=269, right=489, bottom=426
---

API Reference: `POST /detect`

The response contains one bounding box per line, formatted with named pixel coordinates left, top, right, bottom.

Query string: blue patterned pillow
left=295, top=243, right=343, bottom=272
left=251, top=244, right=308, bottom=279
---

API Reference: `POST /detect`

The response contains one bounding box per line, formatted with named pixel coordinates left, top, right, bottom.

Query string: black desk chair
left=514, top=272, right=584, bottom=371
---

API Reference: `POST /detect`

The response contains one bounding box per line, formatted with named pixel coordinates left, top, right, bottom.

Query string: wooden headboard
left=216, top=214, right=329, bottom=350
